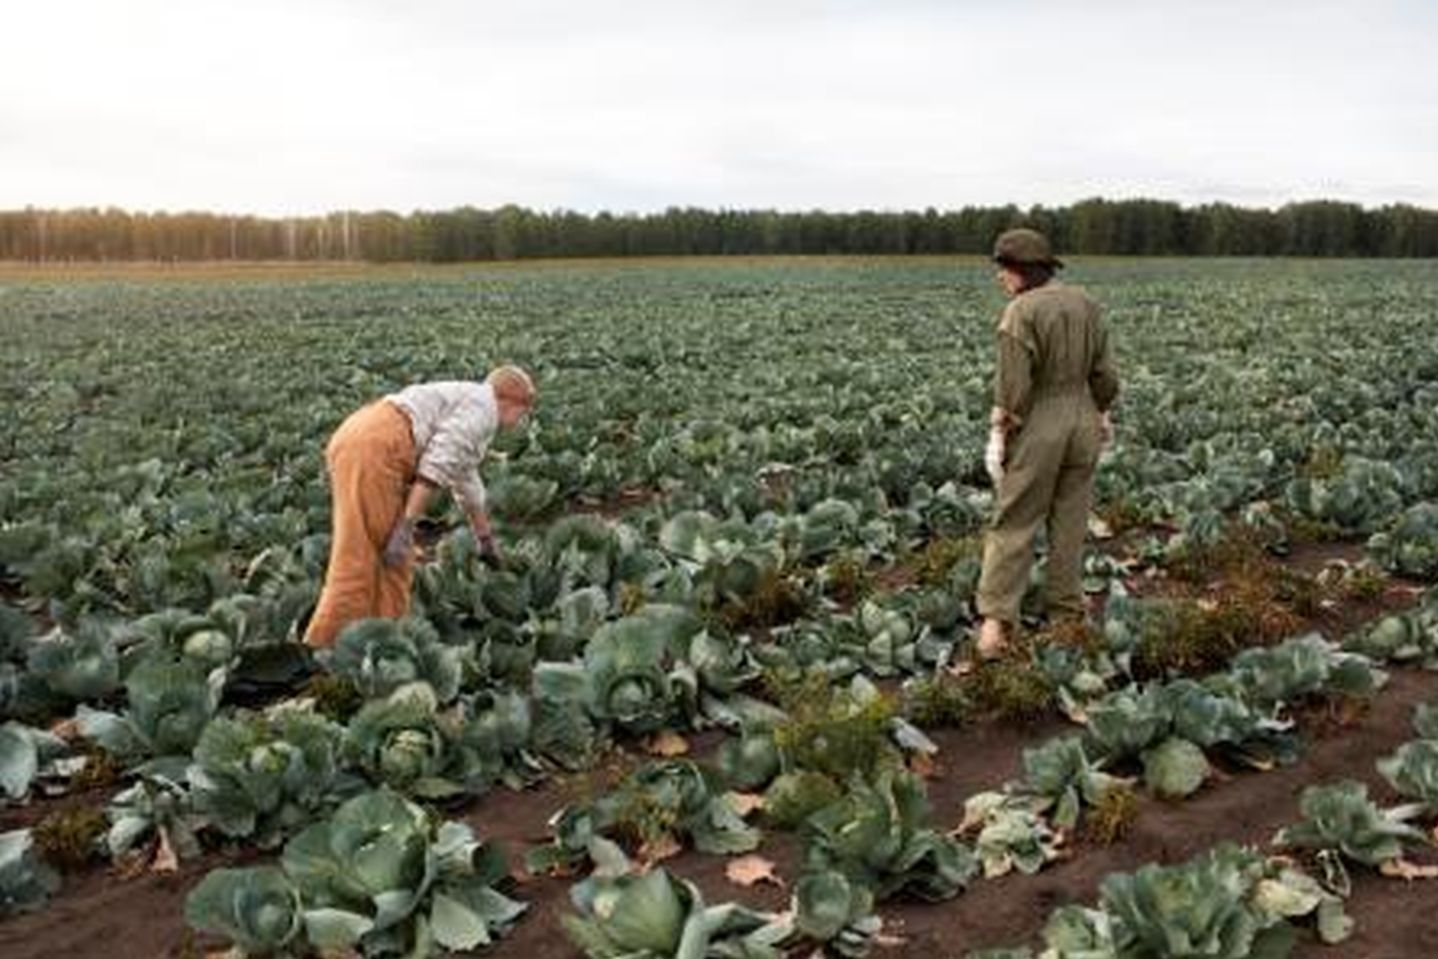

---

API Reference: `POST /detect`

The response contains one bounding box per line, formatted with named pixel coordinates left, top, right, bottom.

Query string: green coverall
left=975, top=280, right=1120, bottom=625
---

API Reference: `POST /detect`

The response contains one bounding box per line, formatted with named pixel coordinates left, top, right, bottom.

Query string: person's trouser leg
left=375, top=547, right=415, bottom=618
left=304, top=403, right=414, bottom=648
left=976, top=432, right=1063, bottom=625
left=1044, top=461, right=1095, bottom=621
left=1044, top=407, right=1101, bottom=621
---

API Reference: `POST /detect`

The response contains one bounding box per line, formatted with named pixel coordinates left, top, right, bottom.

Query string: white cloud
left=2, top=0, right=1435, bottom=213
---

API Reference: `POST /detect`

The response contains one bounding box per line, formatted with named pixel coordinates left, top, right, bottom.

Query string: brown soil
left=0, top=847, right=248, bottom=959
left=1291, top=862, right=1438, bottom=959
left=872, top=564, right=921, bottom=595
left=1282, top=539, right=1368, bottom=575
left=570, top=486, right=665, bottom=521
left=0, top=784, right=118, bottom=832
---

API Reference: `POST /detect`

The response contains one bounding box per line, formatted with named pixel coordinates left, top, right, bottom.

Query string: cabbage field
left=2, top=257, right=1438, bottom=959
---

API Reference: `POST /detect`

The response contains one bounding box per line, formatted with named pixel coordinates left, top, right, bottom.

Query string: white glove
left=984, top=427, right=1006, bottom=486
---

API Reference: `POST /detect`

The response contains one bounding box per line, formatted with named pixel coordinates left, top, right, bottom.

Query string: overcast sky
left=5, top=0, right=1435, bottom=215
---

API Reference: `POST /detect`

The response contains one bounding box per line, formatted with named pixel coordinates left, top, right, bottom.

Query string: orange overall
left=303, top=401, right=417, bottom=648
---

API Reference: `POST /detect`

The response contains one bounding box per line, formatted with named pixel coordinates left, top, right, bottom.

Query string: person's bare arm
left=403, top=478, right=437, bottom=521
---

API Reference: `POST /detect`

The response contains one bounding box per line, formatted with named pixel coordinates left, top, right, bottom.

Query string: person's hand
left=477, top=532, right=504, bottom=570
left=984, top=426, right=1006, bottom=486
left=382, top=517, right=415, bottom=568
left=1099, top=411, right=1114, bottom=447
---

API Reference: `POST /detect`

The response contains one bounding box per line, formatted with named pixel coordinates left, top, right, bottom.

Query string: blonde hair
left=486, top=365, right=536, bottom=405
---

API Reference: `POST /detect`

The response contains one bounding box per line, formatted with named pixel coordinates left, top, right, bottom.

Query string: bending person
left=304, top=365, right=536, bottom=648
left=976, top=230, right=1118, bottom=659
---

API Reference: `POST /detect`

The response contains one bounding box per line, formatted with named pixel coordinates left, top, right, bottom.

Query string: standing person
left=975, top=230, right=1119, bottom=659
left=303, top=365, right=536, bottom=649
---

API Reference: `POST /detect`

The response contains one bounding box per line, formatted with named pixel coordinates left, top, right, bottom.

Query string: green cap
left=992, top=228, right=1062, bottom=268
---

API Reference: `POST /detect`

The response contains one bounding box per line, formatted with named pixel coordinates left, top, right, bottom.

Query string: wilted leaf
left=908, top=752, right=937, bottom=779
left=152, top=827, right=179, bottom=874
left=725, top=854, right=783, bottom=889
left=874, top=929, right=907, bottom=949
left=49, top=718, right=81, bottom=742
left=638, top=833, right=682, bottom=865
left=645, top=731, right=690, bottom=757
left=1379, top=858, right=1438, bottom=881
left=309, top=944, right=364, bottom=958
left=727, top=791, right=766, bottom=818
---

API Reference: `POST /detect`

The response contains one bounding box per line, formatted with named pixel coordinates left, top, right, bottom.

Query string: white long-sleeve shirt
left=385, top=381, right=497, bottom=516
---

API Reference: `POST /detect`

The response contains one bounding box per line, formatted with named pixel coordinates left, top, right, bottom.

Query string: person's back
left=997, top=280, right=1118, bottom=441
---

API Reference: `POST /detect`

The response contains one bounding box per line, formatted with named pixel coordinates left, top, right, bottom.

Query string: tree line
left=2, top=198, right=1436, bottom=262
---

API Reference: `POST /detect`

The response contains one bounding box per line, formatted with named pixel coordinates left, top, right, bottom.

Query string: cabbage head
left=1367, top=502, right=1438, bottom=579
left=78, top=654, right=223, bottom=762
left=1157, top=680, right=1257, bottom=748
left=1020, top=734, right=1125, bottom=830
left=583, top=606, right=702, bottom=734
left=1273, top=780, right=1425, bottom=870
left=802, top=769, right=977, bottom=903
left=1141, top=737, right=1210, bottom=800
left=288, top=790, right=524, bottom=954
left=793, top=868, right=879, bottom=957
left=446, top=690, right=543, bottom=794
left=1377, top=739, right=1438, bottom=813
left=329, top=617, right=462, bottom=703
left=25, top=619, right=120, bottom=704
left=188, top=709, right=343, bottom=846
left=123, top=608, right=234, bottom=670
left=0, top=722, right=69, bottom=801
left=185, top=866, right=302, bottom=955
left=565, top=847, right=785, bottom=959
left=1084, top=686, right=1169, bottom=762
left=1100, top=843, right=1280, bottom=959
left=0, top=829, right=60, bottom=917
left=343, top=682, right=456, bottom=799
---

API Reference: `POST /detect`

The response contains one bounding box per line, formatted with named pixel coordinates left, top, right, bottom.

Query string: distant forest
left=3, top=198, right=1437, bottom=262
